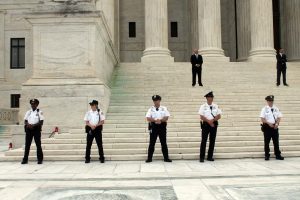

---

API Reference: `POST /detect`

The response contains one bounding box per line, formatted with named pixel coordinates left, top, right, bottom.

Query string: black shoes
left=199, top=83, right=203, bottom=87
left=21, top=160, right=28, bottom=164
left=265, top=156, right=270, bottom=161
left=100, top=158, right=105, bottom=163
left=145, top=159, right=152, bottom=163
left=192, top=84, right=195, bottom=87
left=276, top=155, right=284, bottom=160
left=207, top=158, right=214, bottom=161
left=37, top=160, right=43, bottom=164
left=276, top=83, right=280, bottom=87
left=284, top=83, right=289, bottom=87
left=164, top=158, right=172, bottom=162
left=199, top=159, right=204, bottom=163
left=85, top=160, right=90, bottom=163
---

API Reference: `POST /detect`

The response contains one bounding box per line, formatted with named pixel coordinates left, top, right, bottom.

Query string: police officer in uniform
left=84, top=100, right=105, bottom=163
left=146, top=95, right=172, bottom=163
left=21, top=99, right=44, bottom=164
left=260, top=95, right=284, bottom=160
left=198, top=91, right=222, bottom=162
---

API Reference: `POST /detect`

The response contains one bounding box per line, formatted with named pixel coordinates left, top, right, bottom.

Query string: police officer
left=84, top=100, right=105, bottom=163
left=260, top=95, right=284, bottom=160
left=21, top=99, right=44, bottom=164
left=198, top=91, right=222, bottom=162
left=146, top=95, right=172, bottom=163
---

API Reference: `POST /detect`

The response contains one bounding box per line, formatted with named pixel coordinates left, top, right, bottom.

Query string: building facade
left=0, top=0, right=299, bottom=128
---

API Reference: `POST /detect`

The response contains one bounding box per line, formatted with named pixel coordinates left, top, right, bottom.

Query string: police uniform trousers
left=85, top=126, right=104, bottom=161
left=192, top=66, right=202, bottom=85
left=147, top=123, right=169, bottom=160
left=277, top=66, right=287, bottom=85
left=23, top=127, right=43, bottom=162
left=263, top=125, right=281, bottom=157
left=200, top=122, right=217, bottom=160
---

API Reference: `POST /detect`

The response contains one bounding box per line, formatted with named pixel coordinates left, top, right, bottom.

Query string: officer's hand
left=274, top=124, right=279, bottom=129
left=268, top=123, right=274, bottom=128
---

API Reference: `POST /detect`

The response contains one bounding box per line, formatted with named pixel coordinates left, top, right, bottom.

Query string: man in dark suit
left=190, top=49, right=203, bottom=87
left=276, top=49, right=288, bottom=86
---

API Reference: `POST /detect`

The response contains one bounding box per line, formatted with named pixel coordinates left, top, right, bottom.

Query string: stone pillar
left=141, top=0, right=174, bottom=63
left=236, top=0, right=251, bottom=61
left=198, top=0, right=229, bottom=61
left=282, top=0, right=300, bottom=61
left=190, top=0, right=199, bottom=50
left=96, top=0, right=115, bottom=44
left=0, top=11, right=5, bottom=80
left=248, top=0, right=276, bottom=61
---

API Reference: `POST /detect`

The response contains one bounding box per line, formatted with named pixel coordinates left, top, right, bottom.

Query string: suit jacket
left=190, top=54, right=203, bottom=67
left=276, top=53, right=287, bottom=69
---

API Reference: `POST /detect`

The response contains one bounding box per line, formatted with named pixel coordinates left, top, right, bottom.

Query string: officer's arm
left=261, top=118, right=274, bottom=127
left=146, top=117, right=156, bottom=122
left=200, top=115, right=211, bottom=123
left=86, top=121, right=93, bottom=128
left=161, top=116, right=169, bottom=122
left=275, top=117, right=281, bottom=125
left=214, top=114, right=221, bottom=121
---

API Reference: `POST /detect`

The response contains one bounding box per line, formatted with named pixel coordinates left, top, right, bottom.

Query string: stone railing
left=0, top=109, right=19, bottom=125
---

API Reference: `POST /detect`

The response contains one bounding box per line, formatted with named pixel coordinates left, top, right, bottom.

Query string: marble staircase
left=3, top=61, right=300, bottom=161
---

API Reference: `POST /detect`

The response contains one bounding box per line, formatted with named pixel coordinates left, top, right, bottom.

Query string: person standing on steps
left=190, top=49, right=203, bottom=87
left=198, top=91, right=222, bottom=163
left=260, top=95, right=284, bottom=161
left=146, top=95, right=172, bottom=163
left=84, top=100, right=105, bottom=163
left=21, top=99, right=44, bottom=165
left=276, top=48, right=289, bottom=87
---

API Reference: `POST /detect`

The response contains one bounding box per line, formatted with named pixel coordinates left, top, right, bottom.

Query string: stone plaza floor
left=0, top=157, right=299, bottom=200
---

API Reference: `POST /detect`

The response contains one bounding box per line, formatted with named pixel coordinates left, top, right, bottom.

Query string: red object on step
left=8, top=142, right=13, bottom=150
left=54, top=127, right=59, bottom=133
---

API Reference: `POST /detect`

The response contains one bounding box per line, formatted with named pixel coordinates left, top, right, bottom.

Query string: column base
left=199, top=48, right=229, bottom=62
left=248, top=48, right=276, bottom=62
left=141, top=47, right=174, bottom=63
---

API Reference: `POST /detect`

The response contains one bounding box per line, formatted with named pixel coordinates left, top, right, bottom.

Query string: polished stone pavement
left=0, top=157, right=299, bottom=200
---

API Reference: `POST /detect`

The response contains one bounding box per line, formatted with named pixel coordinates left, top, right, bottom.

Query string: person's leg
left=147, top=129, right=158, bottom=161
left=207, top=126, right=217, bottom=160
left=94, top=127, right=105, bottom=161
left=22, top=131, right=34, bottom=163
left=158, top=129, right=170, bottom=160
left=85, top=133, right=94, bottom=162
left=276, top=68, right=281, bottom=85
left=282, top=68, right=287, bottom=85
left=263, top=128, right=272, bottom=159
left=192, top=66, right=196, bottom=86
left=33, top=130, right=43, bottom=162
left=198, top=67, right=202, bottom=85
left=272, top=129, right=282, bottom=159
left=200, top=126, right=209, bottom=161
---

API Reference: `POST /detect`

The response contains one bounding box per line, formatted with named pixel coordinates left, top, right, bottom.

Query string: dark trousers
left=200, top=123, right=217, bottom=159
left=23, top=129, right=43, bottom=161
left=192, top=66, right=202, bottom=85
left=263, top=126, right=281, bottom=157
left=85, top=126, right=104, bottom=161
left=147, top=123, right=169, bottom=160
left=277, top=67, right=287, bottom=85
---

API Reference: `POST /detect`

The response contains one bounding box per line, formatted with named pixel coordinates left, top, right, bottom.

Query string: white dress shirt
left=84, top=109, right=105, bottom=126
left=24, top=109, right=44, bottom=125
left=198, top=103, right=222, bottom=120
left=146, top=106, right=170, bottom=120
left=260, top=105, right=282, bottom=124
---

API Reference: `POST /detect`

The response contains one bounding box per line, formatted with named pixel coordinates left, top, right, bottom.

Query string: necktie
left=271, top=108, right=276, bottom=123
left=210, top=106, right=215, bottom=118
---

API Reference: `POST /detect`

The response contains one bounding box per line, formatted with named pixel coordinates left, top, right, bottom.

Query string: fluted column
left=236, top=0, right=251, bottom=61
left=190, top=0, right=199, bottom=50
left=248, top=0, right=276, bottom=61
left=198, top=0, right=228, bottom=61
left=282, top=0, right=300, bottom=61
left=0, top=11, right=5, bottom=80
left=141, top=0, right=174, bottom=63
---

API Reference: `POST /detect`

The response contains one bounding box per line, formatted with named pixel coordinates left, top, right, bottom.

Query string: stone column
left=0, top=11, right=5, bottom=80
left=190, top=0, right=199, bottom=50
left=96, top=0, right=115, bottom=44
left=282, top=0, right=300, bottom=61
left=198, top=0, right=229, bottom=61
left=236, top=0, right=251, bottom=61
left=248, top=0, right=276, bottom=61
left=141, top=0, right=174, bottom=63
